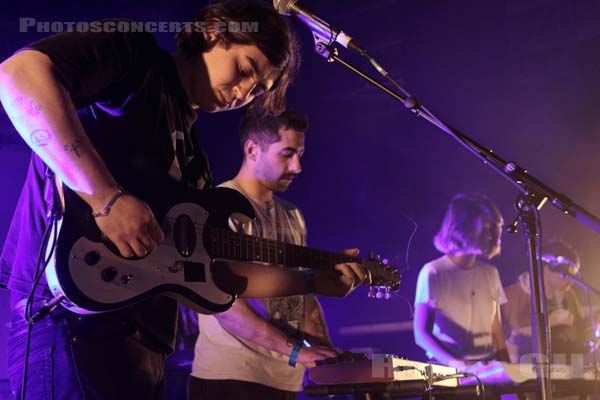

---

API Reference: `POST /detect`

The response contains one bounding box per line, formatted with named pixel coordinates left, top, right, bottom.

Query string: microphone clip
left=312, top=30, right=338, bottom=61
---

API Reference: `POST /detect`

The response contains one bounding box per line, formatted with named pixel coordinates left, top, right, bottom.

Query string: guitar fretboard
left=206, top=227, right=358, bottom=270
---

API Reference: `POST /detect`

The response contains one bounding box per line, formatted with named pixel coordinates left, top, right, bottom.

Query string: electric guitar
left=46, top=186, right=401, bottom=315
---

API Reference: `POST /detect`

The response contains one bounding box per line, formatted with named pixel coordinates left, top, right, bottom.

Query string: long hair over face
left=434, top=193, right=503, bottom=258
left=176, top=0, right=300, bottom=115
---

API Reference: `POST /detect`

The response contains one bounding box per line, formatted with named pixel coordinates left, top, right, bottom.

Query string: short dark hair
left=239, top=108, right=308, bottom=150
left=176, top=0, right=300, bottom=115
left=434, top=193, right=503, bottom=257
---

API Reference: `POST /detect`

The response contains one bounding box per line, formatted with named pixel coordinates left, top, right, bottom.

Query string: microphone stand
left=561, top=273, right=600, bottom=297
left=307, top=30, right=600, bottom=400
left=562, top=271, right=600, bottom=379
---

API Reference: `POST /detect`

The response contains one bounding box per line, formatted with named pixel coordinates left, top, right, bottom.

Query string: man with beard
left=189, top=109, right=363, bottom=400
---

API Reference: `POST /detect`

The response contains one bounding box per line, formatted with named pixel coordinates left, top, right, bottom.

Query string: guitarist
left=0, top=2, right=363, bottom=399
left=189, top=109, right=364, bottom=400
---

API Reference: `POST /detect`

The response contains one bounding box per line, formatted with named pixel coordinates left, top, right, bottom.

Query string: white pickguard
left=47, top=202, right=234, bottom=314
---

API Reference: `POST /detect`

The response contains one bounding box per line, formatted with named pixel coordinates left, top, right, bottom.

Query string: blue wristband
left=288, top=342, right=303, bottom=367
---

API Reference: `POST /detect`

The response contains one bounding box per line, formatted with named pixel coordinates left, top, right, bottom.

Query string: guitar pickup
left=182, top=262, right=206, bottom=282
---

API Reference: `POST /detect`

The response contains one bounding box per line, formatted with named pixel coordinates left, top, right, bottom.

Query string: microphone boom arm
left=310, top=39, right=600, bottom=234
left=303, top=33, right=600, bottom=400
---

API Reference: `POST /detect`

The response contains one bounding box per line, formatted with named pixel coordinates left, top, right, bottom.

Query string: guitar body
left=46, top=186, right=255, bottom=315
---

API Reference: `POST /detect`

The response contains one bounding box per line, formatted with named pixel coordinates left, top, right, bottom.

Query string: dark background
left=1, top=0, right=600, bottom=395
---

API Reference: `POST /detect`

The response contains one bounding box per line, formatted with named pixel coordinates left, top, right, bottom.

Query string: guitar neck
left=206, top=227, right=359, bottom=270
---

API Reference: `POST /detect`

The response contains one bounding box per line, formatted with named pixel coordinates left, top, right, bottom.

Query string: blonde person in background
left=414, top=193, right=510, bottom=371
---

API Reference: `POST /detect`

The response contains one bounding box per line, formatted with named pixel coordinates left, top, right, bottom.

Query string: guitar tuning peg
left=375, top=287, right=384, bottom=299
left=384, top=287, right=392, bottom=299
left=376, top=254, right=382, bottom=262
left=368, top=286, right=376, bottom=298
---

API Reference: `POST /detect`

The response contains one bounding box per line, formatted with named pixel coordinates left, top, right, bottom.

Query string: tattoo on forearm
left=30, top=129, right=51, bottom=146
left=63, top=139, right=84, bottom=158
left=17, top=97, right=42, bottom=118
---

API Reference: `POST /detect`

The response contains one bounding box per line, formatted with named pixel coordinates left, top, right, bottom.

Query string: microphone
left=541, top=254, right=577, bottom=275
left=273, top=0, right=366, bottom=55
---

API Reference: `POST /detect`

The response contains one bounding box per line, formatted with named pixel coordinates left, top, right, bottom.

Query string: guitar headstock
left=364, top=255, right=401, bottom=299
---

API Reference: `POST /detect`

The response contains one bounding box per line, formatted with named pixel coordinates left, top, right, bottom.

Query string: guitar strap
left=42, top=166, right=65, bottom=284
left=162, top=63, right=212, bottom=190
left=44, top=165, right=65, bottom=221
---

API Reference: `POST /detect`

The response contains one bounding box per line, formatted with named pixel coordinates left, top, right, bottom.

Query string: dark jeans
left=8, top=298, right=167, bottom=400
left=188, top=376, right=296, bottom=400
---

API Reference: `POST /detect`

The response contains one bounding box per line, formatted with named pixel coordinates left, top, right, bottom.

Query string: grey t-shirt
left=192, top=180, right=308, bottom=391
